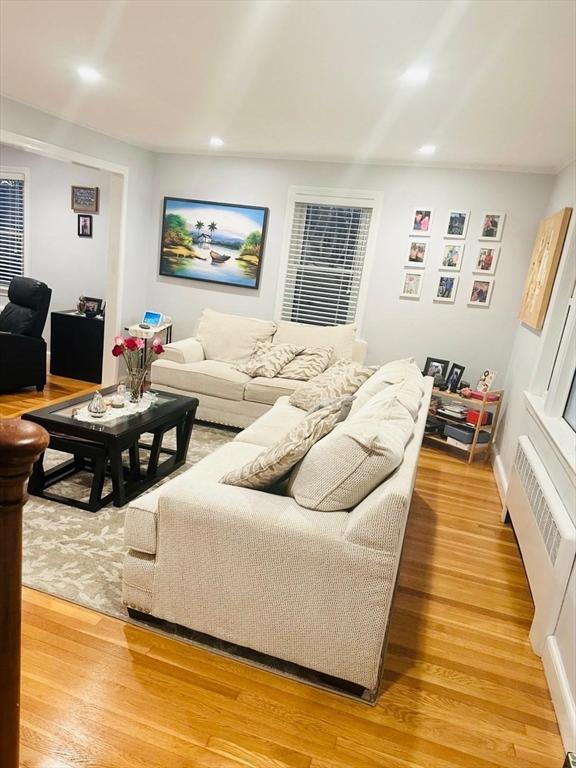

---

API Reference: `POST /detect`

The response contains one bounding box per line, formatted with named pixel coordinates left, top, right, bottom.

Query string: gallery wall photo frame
left=434, top=275, right=459, bottom=304
left=406, top=239, right=429, bottom=268
left=444, top=209, right=470, bottom=239
left=400, top=271, right=424, bottom=299
left=479, top=211, right=506, bottom=241
left=440, top=243, right=465, bottom=272
left=71, top=186, right=100, bottom=213
left=159, top=196, right=269, bottom=290
left=474, top=246, right=500, bottom=275
left=468, top=278, right=494, bottom=307
left=77, top=214, right=93, bottom=238
left=409, top=207, right=433, bottom=236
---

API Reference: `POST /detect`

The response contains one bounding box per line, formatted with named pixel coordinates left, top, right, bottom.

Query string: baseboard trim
left=492, top=449, right=509, bottom=520
left=543, top=636, right=576, bottom=753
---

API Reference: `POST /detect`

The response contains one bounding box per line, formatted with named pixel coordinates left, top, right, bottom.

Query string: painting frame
left=444, top=209, right=470, bottom=239
left=77, top=214, right=93, bottom=238
left=409, top=207, right=433, bottom=237
left=440, top=243, right=465, bottom=272
left=473, top=246, right=500, bottom=275
left=468, top=278, right=494, bottom=307
left=159, top=196, right=269, bottom=290
left=71, top=185, right=99, bottom=213
left=518, top=207, right=572, bottom=330
left=479, top=211, right=506, bottom=241
left=434, top=275, right=459, bottom=304
left=400, top=271, right=424, bottom=299
left=405, top=239, right=429, bottom=268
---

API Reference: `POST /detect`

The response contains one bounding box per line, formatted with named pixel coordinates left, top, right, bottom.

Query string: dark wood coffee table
left=23, top=387, right=198, bottom=512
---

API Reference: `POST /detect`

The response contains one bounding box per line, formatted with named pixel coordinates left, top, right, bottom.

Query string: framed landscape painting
left=159, top=197, right=269, bottom=289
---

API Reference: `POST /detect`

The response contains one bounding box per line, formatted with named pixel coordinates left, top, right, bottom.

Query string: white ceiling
left=1, top=0, right=575, bottom=172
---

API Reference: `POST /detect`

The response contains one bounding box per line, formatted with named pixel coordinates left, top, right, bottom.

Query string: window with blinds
left=0, top=173, right=25, bottom=289
left=280, top=196, right=375, bottom=326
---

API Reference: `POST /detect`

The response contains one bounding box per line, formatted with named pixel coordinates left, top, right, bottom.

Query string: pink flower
left=151, top=337, right=165, bottom=355
left=112, top=344, right=124, bottom=357
left=135, top=338, right=145, bottom=350
left=114, top=336, right=126, bottom=347
left=125, top=337, right=139, bottom=351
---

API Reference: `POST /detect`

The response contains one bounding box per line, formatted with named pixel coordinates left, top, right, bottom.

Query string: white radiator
left=506, top=435, right=576, bottom=655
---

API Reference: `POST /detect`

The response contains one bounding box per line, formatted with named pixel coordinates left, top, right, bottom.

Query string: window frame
left=275, top=186, right=383, bottom=331
left=0, top=165, right=30, bottom=296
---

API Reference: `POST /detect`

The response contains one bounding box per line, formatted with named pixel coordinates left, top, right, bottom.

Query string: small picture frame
left=409, top=207, right=433, bottom=236
left=400, top=271, right=424, bottom=299
left=477, top=369, right=496, bottom=393
left=468, top=278, right=494, bottom=307
left=83, top=296, right=103, bottom=315
left=434, top=275, right=459, bottom=303
left=479, top=212, right=506, bottom=241
left=406, top=239, right=429, bottom=268
left=446, top=362, right=466, bottom=391
left=440, top=243, right=465, bottom=272
left=445, top=210, right=470, bottom=239
left=71, top=186, right=99, bottom=213
left=77, top=214, right=93, bottom=238
left=474, top=246, right=500, bottom=275
left=423, top=357, right=450, bottom=379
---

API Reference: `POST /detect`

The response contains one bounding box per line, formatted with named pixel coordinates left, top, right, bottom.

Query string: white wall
left=149, top=152, right=553, bottom=385
left=0, top=144, right=111, bottom=344
left=0, top=97, right=155, bottom=332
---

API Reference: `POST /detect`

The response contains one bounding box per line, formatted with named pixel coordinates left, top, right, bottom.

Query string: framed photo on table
left=446, top=362, right=466, bottom=391
left=444, top=210, right=470, bottom=239
left=423, top=357, right=450, bottom=379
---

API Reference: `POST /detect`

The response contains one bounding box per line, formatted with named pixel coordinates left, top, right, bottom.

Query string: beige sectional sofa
left=123, top=351, right=433, bottom=701
left=151, top=308, right=368, bottom=428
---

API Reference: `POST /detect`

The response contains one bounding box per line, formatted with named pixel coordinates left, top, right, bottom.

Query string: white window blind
left=280, top=197, right=374, bottom=326
left=0, top=172, right=25, bottom=289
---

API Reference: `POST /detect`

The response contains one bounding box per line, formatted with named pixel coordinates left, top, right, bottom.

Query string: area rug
left=23, top=423, right=236, bottom=619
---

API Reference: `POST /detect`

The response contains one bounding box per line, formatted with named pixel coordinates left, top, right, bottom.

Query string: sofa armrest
left=161, top=337, right=205, bottom=364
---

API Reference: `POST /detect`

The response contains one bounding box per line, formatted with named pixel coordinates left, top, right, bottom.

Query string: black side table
left=50, top=311, right=104, bottom=383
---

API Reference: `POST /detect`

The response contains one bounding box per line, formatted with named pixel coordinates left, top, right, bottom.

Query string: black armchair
left=0, top=277, right=52, bottom=394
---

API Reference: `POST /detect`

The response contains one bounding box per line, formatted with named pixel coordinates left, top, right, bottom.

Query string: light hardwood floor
left=18, top=443, right=565, bottom=767
left=0, top=374, right=97, bottom=419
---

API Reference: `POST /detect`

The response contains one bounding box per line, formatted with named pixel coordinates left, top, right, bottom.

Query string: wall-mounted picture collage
left=400, top=206, right=505, bottom=307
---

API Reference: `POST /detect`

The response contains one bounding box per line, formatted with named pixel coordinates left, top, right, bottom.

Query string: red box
left=466, top=409, right=491, bottom=426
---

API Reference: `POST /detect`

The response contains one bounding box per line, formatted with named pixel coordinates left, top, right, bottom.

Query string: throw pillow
left=351, top=359, right=424, bottom=413
left=220, top=399, right=346, bottom=490
left=288, top=360, right=375, bottom=411
left=236, top=342, right=302, bottom=378
left=276, top=346, right=334, bottom=380
left=288, top=396, right=415, bottom=511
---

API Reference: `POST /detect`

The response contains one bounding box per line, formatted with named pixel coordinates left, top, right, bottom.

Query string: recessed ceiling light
left=418, top=144, right=436, bottom=156
left=77, top=66, right=101, bottom=83
left=401, top=67, right=429, bottom=84
left=209, top=137, right=224, bottom=148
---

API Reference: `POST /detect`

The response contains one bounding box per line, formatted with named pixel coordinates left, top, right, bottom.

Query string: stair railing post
left=0, top=419, right=49, bottom=768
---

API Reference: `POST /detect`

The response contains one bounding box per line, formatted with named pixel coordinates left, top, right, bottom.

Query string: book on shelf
left=438, top=409, right=466, bottom=420
left=446, top=436, right=472, bottom=451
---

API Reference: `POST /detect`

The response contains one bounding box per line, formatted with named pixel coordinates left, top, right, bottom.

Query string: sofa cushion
left=276, top=346, right=333, bottom=380
left=151, top=359, right=250, bottom=401
left=196, top=308, right=276, bottom=362
left=355, top=380, right=423, bottom=420
left=221, top=399, right=346, bottom=490
left=235, top=396, right=307, bottom=447
left=236, top=342, right=302, bottom=378
left=351, top=359, right=425, bottom=413
left=289, top=360, right=375, bottom=411
left=289, top=396, right=415, bottom=511
left=244, top=376, right=305, bottom=406
left=273, top=321, right=356, bottom=362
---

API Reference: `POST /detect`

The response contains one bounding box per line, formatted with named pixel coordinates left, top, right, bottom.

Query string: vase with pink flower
left=111, top=335, right=165, bottom=402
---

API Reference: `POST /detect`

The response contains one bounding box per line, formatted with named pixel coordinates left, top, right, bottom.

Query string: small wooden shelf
left=425, top=388, right=504, bottom=463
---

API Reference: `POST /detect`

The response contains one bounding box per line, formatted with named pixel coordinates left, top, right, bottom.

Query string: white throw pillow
left=289, top=396, right=415, bottom=511
left=289, top=360, right=375, bottom=411
left=220, top=399, right=346, bottom=490
left=273, top=321, right=356, bottom=362
left=351, top=358, right=424, bottom=413
left=353, top=380, right=423, bottom=420
left=196, top=308, right=276, bottom=362
left=236, top=342, right=302, bottom=378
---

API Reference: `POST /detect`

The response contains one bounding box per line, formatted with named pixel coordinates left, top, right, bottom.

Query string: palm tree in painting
left=208, top=221, right=218, bottom=236
left=195, top=221, right=205, bottom=242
